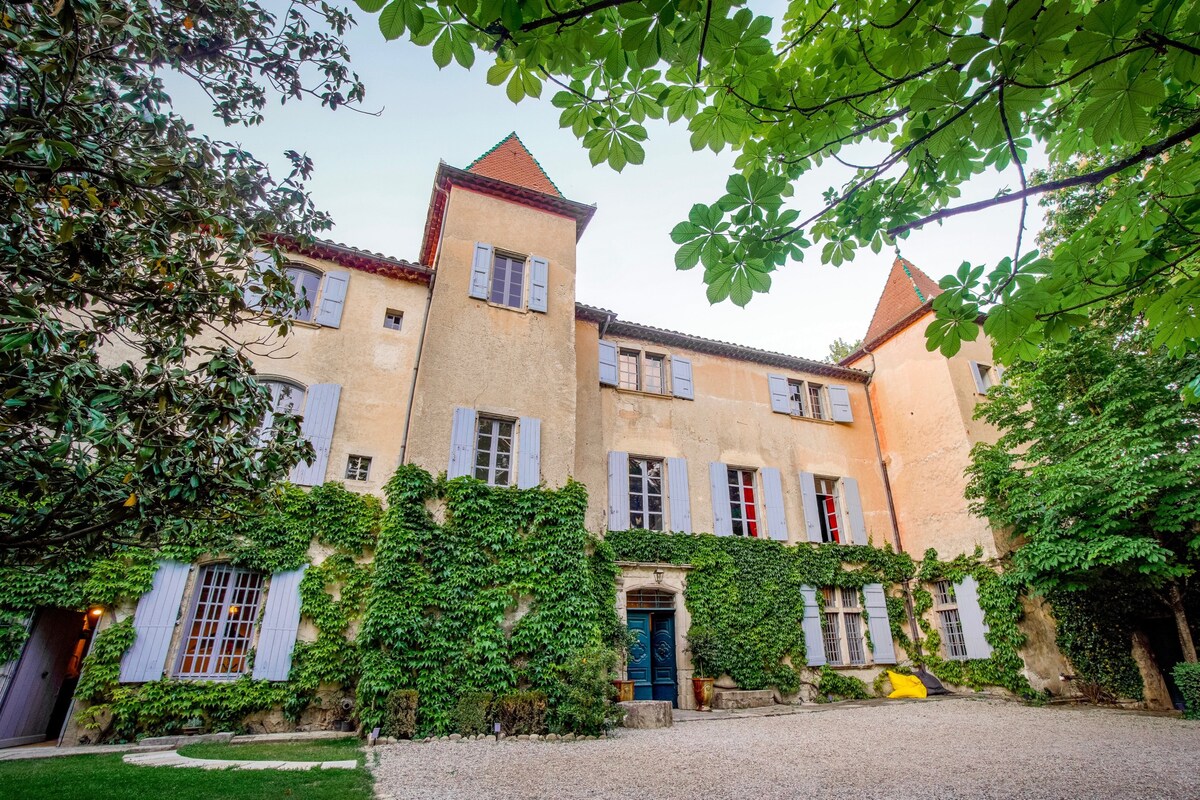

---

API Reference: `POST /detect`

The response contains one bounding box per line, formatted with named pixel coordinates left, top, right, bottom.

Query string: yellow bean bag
left=887, top=670, right=928, bottom=699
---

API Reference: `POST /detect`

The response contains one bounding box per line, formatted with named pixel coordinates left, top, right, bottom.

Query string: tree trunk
left=1167, top=583, right=1198, bottom=664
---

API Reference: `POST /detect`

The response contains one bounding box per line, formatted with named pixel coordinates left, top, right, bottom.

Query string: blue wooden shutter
left=709, top=462, right=732, bottom=536
left=956, top=576, right=994, bottom=659
left=607, top=451, right=629, bottom=531
left=841, top=477, right=868, bottom=545
left=800, top=586, right=826, bottom=666
left=528, top=256, right=549, bottom=313
left=119, top=561, right=191, bottom=683
left=252, top=566, right=307, bottom=681
left=670, top=356, right=694, bottom=399
left=666, top=457, right=691, bottom=533
left=469, top=243, right=492, bottom=299
left=767, top=374, right=790, bottom=414
left=517, top=417, right=541, bottom=488
left=760, top=467, right=789, bottom=541
left=314, top=270, right=349, bottom=328
left=598, top=341, right=619, bottom=386
left=290, top=384, right=341, bottom=486
left=827, top=385, right=853, bottom=422
left=448, top=407, right=477, bottom=478
left=799, top=471, right=822, bottom=543
left=863, top=584, right=896, bottom=664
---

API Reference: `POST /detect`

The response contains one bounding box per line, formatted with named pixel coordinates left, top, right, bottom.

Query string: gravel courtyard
left=372, top=697, right=1200, bottom=799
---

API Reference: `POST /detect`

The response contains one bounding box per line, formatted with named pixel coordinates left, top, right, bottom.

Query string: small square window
left=345, top=455, right=372, bottom=482
left=383, top=310, right=403, bottom=331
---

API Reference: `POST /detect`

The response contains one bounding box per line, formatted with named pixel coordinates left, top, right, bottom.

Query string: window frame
left=383, top=309, right=404, bottom=331
left=727, top=467, right=760, bottom=538
left=283, top=263, right=324, bottom=323
left=933, top=580, right=969, bottom=660
left=345, top=454, right=372, bottom=482
left=488, top=251, right=528, bottom=310
left=821, top=586, right=867, bottom=667
left=257, top=378, right=306, bottom=442
left=627, top=456, right=666, bottom=531
left=813, top=476, right=845, bottom=544
left=616, top=345, right=671, bottom=395
left=784, top=378, right=828, bottom=420
left=473, top=414, right=516, bottom=487
left=174, top=563, right=266, bottom=680
left=973, top=362, right=996, bottom=394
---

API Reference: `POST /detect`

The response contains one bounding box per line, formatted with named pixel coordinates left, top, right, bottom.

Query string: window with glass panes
left=814, top=477, right=843, bottom=543
left=727, top=468, right=759, bottom=537
left=474, top=416, right=514, bottom=486
left=257, top=379, right=304, bottom=441
left=489, top=253, right=525, bottom=309
left=807, top=382, right=826, bottom=420
left=284, top=265, right=322, bottom=322
left=787, top=379, right=806, bottom=416
left=176, top=564, right=265, bottom=678
left=643, top=354, right=666, bottom=394
left=934, top=580, right=969, bottom=660
left=628, top=457, right=665, bottom=531
left=345, top=455, right=372, bottom=482
left=618, top=349, right=641, bottom=390
left=822, top=586, right=866, bottom=666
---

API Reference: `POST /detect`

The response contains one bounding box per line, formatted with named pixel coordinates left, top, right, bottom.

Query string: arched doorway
left=625, top=589, right=677, bottom=707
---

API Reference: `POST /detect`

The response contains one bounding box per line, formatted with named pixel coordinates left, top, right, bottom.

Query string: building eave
left=265, top=234, right=433, bottom=285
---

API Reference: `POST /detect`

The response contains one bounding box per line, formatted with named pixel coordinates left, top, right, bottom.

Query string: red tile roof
left=466, top=132, right=562, bottom=197
left=863, top=257, right=943, bottom=345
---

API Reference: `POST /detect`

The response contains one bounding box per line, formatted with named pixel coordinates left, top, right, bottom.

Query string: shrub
left=553, top=647, right=624, bottom=736
left=382, top=689, right=418, bottom=738
left=452, top=692, right=493, bottom=736
left=817, top=666, right=871, bottom=701
left=1172, top=663, right=1200, bottom=720
left=494, top=691, right=547, bottom=736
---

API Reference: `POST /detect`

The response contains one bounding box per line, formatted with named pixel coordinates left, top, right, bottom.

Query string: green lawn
left=0, top=743, right=373, bottom=800
left=176, top=736, right=364, bottom=764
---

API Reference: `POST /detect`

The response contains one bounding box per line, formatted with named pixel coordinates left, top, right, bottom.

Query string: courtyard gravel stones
left=371, top=697, right=1200, bottom=799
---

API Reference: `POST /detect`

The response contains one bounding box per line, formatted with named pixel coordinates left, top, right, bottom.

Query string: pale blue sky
left=170, top=9, right=1042, bottom=361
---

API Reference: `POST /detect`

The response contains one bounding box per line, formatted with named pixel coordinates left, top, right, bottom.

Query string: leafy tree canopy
left=825, top=336, right=863, bottom=363
left=358, top=0, right=1200, bottom=388
left=0, top=0, right=363, bottom=560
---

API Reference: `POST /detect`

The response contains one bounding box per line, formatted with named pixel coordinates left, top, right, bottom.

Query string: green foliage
left=75, top=618, right=136, bottom=703
left=1048, top=589, right=1145, bottom=701
left=826, top=337, right=863, bottom=364
left=0, top=0, right=366, bottom=557
left=817, top=666, right=871, bottom=701
left=356, top=466, right=617, bottom=736
left=494, top=691, right=548, bottom=736
left=381, top=689, right=418, bottom=739
left=552, top=646, right=624, bottom=736
left=452, top=692, right=494, bottom=736
left=96, top=678, right=293, bottom=740
left=1172, top=663, right=1200, bottom=720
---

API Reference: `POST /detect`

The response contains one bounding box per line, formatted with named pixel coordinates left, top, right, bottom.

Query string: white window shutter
left=119, top=561, right=191, bottom=683
left=709, top=462, right=732, bottom=536
left=862, top=584, right=896, bottom=664
left=252, top=566, right=307, bottom=681
left=827, top=385, right=853, bottom=422
left=800, top=586, right=826, bottom=666
left=607, top=451, right=630, bottom=531
left=469, top=243, right=492, bottom=300
left=969, top=361, right=989, bottom=394
left=448, top=407, right=477, bottom=478
left=670, top=356, right=694, bottom=399
left=666, top=457, right=692, bottom=533
left=598, top=341, right=619, bottom=386
left=841, top=477, right=868, bottom=545
left=799, top=471, right=822, bottom=543
left=314, top=270, right=349, bottom=328
left=517, top=417, right=542, bottom=488
left=767, top=374, right=790, bottom=414
left=528, top=257, right=549, bottom=313
left=956, top=576, right=994, bottom=659
left=290, top=384, right=341, bottom=486
left=760, top=467, right=789, bottom=541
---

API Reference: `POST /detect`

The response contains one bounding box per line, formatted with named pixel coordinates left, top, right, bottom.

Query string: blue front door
left=626, top=611, right=677, bottom=706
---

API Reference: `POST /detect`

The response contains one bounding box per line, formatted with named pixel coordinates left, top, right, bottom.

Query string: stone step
left=712, top=689, right=775, bottom=710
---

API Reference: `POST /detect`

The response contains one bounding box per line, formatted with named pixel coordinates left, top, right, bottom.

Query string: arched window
left=257, top=378, right=305, bottom=438
left=284, top=264, right=322, bottom=322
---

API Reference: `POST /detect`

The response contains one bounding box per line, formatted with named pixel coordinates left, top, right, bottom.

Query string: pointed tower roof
left=465, top=132, right=562, bottom=197
left=863, top=257, right=943, bottom=345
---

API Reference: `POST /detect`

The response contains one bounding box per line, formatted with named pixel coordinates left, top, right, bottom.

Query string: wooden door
left=0, top=609, right=84, bottom=748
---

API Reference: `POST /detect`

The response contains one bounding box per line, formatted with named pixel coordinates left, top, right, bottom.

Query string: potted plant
left=612, top=628, right=637, bottom=702
left=686, top=630, right=718, bottom=711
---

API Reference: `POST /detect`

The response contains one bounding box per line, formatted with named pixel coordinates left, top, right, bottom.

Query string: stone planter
left=612, top=679, right=635, bottom=702
left=692, top=677, right=715, bottom=711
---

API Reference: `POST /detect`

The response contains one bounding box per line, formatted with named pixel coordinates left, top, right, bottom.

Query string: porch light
left=653, top=569, right=665, bottom=584
left=89, top=607, right=103, bottom=617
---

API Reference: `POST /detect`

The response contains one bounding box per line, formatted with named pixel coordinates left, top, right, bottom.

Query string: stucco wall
left=404, top=187, right=579, bottom=486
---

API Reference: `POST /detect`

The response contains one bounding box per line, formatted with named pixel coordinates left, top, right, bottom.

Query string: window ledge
left=481, top=299, right=529, bottom=315
left=613, top=386, right=673, bottom=400
left=783, top=413, right=835, bottom=425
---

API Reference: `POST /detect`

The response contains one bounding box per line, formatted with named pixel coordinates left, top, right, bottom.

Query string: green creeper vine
left=1046, top=588, right=1146, bottom=701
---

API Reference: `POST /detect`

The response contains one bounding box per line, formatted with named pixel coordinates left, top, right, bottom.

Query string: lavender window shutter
left=470, top=243, right=493, bottom=299
left=709, top=462, right=732, bottom=536
left=799, top=471, right=822, bottom=543
left=119, top=561, right=191, bottom=683
left=666, top=457, right=691, bottom=533
left=528, top=257, right=549, bottom=313
left=800, top=586, right=826, bottom=666
left=767, top=374, right=790, bottom=414
left=863, top=584, right=896, bottom=664
left=841, top=477, right=868, bottom=545
left=761, top=467, right=789, bottom=541
left=827, top=385, right=853, bottom=422
left=252, top=566, right=307, bottom=681
left=314, top=270, right=350, bottom=328
left=517, top=417, right=542, bottom=488
left=956, top=576, right=994, bottom=659
left=607, top=451, right=630, bottom=530
left=670, top=356, right=694, bottom=399
left=969, top=361, right=988, bottom=394
left=598, top=341, right=619, bottom=386
left=290, top=384, right=341, bottom=486
left=448, top=407, right=477, bottom=478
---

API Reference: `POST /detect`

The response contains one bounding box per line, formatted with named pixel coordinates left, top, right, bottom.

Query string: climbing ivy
left=1047, top=588, right=1145, bottom=701
left=817, top=666, right=871, bottom=701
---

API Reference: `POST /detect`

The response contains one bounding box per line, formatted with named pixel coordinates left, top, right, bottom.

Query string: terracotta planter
left=692, top=677, right=715, bottom=711
left=612, top=679, right=635, bottom=702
